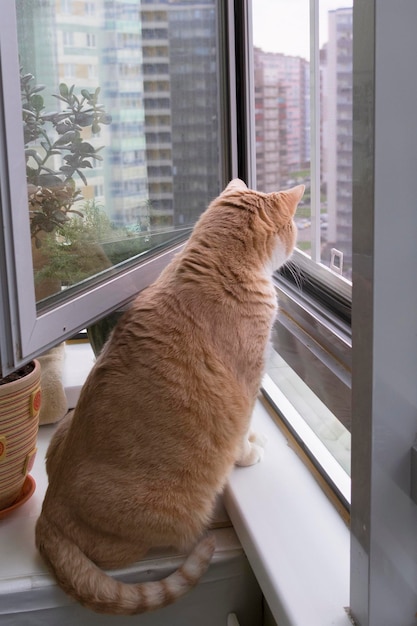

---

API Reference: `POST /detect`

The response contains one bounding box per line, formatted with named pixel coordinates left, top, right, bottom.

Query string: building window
left=63, top=31, right=74, bottom=47
left=86, top=32, right=96, bottom=48
left=85, top=2, right=95, bottom=16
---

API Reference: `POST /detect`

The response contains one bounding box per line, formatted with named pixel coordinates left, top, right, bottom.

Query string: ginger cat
left=35, top=179, right=304, bottom=615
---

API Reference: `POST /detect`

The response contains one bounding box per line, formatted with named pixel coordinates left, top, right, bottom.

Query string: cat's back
left=45, top=273, right=249, bottom=524
left=68, top=271, right=249, bottom=442
left=48, top=184, right=290, bottom=473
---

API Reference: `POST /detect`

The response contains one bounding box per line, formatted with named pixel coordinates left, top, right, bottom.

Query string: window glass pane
left=253, top=1, right=311, bottom=255
left=252, top=0, right=353, bottom=282
left=16, top=0, right=220, bottom=307
left=252, top=1, right=353, bottom=488
left=265, top=351, right=350, bottom=476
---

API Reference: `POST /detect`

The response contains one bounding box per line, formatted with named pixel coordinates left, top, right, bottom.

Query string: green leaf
left=38, top=173, right=64, bottom=186
left=52, top=94, right=71, bottom=104
left=76, top=112, right=94, bottom=127
left=76, top=169, right=87, bottom=185
left=59, top=83, right=69, bottom=97
left=21, top=107, right=36, bottom=117
left=21, top=73, right=34, bottom=85
left=25, top=148, right=40, bottom=158
left=52, top=211, right=68, bottom=223
left=78, top=142, right=95, bottom=154
left=25, top=151, right=43, bottom=165
left=30, top=94, right=44, bottom=112
left=29, top=84, right=46, bottom=95
left=54, top=130, right=79, bottom=145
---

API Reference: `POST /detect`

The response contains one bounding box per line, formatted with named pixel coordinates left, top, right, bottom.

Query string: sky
left=252, top=0, right=352, bottom=60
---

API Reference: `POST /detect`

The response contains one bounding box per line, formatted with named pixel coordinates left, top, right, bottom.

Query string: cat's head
left=220, top=178, right=305, bottom=271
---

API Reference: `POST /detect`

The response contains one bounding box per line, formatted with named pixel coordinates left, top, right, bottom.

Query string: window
left=1, top=2, right=416, bottom=624
left=87, top=63, right=97, bottom=79
left=245, top=1, right=417, bottom=623
left=63, top=62, right=76, bottom=77
left=251, top=0, right=352, bottom=503
left=86, top=32, right=96, bottom=48
left=0, top=0, right=232, bottom=374
left=252, top=0, right=352, bottom=297
left=85, top=2, right=95, bottom=16
left=61, top=0, right=72, bottom=14
left=62, top=31, right=74, bottom=47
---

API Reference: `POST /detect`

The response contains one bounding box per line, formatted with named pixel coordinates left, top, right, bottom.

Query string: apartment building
left=254, top=47, right=310, bottom=192
left=101, top=0, right=149, bottom=227
left=322, top=7, right=353, bottom=274
left=141, top=0, right=219, bottom=232
left=18, top=0, right=219, bottom=234
left=140, top=3, right=173, bottom=230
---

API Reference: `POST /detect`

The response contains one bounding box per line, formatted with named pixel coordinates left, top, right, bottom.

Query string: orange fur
left=35, top=179, right=304, bottom=614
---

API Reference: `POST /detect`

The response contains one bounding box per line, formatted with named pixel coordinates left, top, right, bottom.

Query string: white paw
left=235, top=440, right=264, bottom=467
left=248, top=431, right=267, bottom=448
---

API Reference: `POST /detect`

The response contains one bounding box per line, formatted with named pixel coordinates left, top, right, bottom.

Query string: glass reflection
left=252, top=0, right=353, bottom=280
left=16, top=0, right=220, bottom=305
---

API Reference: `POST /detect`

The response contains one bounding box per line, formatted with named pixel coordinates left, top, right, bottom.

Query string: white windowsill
left=3, top=342, right=351, bottom=625
left=224, top=401, right=351, bottom=626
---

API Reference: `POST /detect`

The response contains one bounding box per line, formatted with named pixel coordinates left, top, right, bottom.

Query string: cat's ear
left=223, top=178, right=248, bottom=193
left=275, top=185, right=305, bottom=216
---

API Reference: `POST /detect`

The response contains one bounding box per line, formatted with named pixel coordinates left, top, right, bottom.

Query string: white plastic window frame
left=0, top=0, right=236, bottom=375
left=350, top=1, right=417, bottom=623
left=243, top=0, right=417, bottom=623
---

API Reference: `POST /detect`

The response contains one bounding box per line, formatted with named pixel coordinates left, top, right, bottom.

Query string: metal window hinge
left=411, top=441, right=417, bottom=505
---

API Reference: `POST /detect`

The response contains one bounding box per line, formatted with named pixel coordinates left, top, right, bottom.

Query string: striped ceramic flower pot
left=0, top=360, right=41, bottom=510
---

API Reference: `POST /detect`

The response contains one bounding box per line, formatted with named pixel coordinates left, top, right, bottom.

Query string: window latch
left=330, top=247, right=344, bottom=275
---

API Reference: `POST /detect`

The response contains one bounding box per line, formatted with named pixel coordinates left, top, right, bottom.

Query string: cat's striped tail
left=35, top=515, right=216, bottom=615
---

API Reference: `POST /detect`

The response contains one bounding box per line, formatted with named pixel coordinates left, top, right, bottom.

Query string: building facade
left=19, top=0, right=219, bottom=235
left=254, top=47, right=310, bottom=193
left=322, top=7, right=353, bottom=274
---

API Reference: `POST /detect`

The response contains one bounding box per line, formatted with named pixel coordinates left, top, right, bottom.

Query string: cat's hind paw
left=248, top=430, right=267, bottom=448
left=235, top=439, right=264, bottom=467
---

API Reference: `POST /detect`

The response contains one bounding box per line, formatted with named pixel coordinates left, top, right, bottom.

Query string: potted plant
left=21, top=68, right=111, bottom=299
left=0, top=72, right=112, bottom=515
left=0, top=361, right=41, bottom=515
left=21, top=68, right=160, bottom=355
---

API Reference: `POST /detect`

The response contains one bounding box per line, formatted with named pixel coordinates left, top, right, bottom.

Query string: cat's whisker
left=283, top=259, right=303, bottom=291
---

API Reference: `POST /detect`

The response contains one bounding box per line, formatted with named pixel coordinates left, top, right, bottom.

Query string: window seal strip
left=261, top=375, right=351, bottom=514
